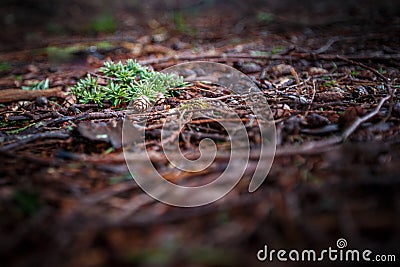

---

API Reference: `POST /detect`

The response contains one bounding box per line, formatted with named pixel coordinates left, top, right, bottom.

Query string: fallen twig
left=77, top=111, right=126, bottom=120
left=139, top=52, right=400, bottom=66
left=336, top=55, right=389, bottom=82
left=341, top=94, right=391, bottom=140
left=0, top=130, right=70, bottom=151
left=0, top=86, right=65, bottom=103
left=304, top=79, right=317, bottom=117
left=313, top=37, right=340, bottom=54
left=275, top=94, right=392, bottom=155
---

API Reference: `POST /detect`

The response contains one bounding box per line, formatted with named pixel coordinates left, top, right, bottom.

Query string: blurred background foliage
left=1, top=0, right=399, bottom=51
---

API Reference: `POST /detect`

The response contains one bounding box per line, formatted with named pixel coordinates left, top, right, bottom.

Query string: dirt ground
left=1, top=1, right=400, bottom=266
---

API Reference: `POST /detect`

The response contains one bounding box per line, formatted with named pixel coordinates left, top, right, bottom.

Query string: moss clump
left=71, top=59, right=186, bottom=107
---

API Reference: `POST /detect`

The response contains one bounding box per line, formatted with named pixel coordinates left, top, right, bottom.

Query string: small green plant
left=271, top=46, right=284, bottom=55
left=250, top=50, right=270, bottom=57
left=350, top=70, right=359, bottom=76
left=71, top=59, right=186, bottom=107
left=256, top=12, right=275, bottom=24
left=0, top=62, right=12, bottom=72
left=46, top=43, right=115, bottom=63
left=172, top=11, right=196, bottom=35
left=90, top=13, right=116, bottom=33
left=22, top=78, right=49, bottom=90
left=95, top=41, right=113, bottom=50
left=5, top=123, right=36, bottom=134
left=323, top=80, right=338, bottom=88
left=46, top=45, right=80, bottom=62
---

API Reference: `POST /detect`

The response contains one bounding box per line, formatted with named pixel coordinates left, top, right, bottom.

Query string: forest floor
left=1, top=2, right=400, bottom=267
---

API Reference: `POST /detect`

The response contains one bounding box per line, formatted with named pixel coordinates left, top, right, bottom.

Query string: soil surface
left=1, top=1, right=400, bottom=267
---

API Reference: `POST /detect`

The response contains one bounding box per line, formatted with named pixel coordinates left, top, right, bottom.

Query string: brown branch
left=0, top=86, right=65, bottom=103
left=341, top=94, right=391, bottom=140
left=382, top=88, right=397, bottom=122
left=313, top=37, right=340, bottom=54
left=336, top=55, right=389, bottom=82
left=0, top=130, right=70, bottom=151
left=139, top=52, right=400, bottom=66
left=275, top=94, right=392, bottom=155
left=77, top=111, right=126, bottom=120
left=187, top=118, right=249, bottom=125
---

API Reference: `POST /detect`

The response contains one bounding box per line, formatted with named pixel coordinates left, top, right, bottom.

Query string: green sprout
left=71, top=59, right=187, bottom=107
left=22, top=78, right=50, bottom=90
